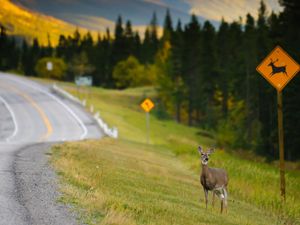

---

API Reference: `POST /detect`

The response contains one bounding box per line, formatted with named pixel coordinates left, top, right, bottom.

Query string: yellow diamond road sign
left=256, top=46, right=300, bottom=91
left=140, top=98, right=154, bottom=112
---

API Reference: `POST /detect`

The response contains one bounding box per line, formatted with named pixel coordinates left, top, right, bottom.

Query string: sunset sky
left=12, top=0, right=283, bottom=31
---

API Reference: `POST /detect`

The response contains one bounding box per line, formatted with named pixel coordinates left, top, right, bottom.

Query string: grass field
left=51, top=84, right=300, bottom=225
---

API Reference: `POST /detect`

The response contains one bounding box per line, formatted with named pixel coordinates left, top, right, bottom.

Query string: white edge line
left=5, top=75, right=88, bottom=140
left=46, top=91, right=88, bottom=140
left=0, top=96, right=18, bottom=142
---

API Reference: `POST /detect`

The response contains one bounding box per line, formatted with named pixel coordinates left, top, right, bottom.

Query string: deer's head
left=268, top=58, right=278, bottom=67
left=198, top=146, right=214, bottom=165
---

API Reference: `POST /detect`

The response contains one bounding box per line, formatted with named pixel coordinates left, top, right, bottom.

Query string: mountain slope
left=11, top=0, right=193, bottom=28
left=0, top=0, right=99, bottom=45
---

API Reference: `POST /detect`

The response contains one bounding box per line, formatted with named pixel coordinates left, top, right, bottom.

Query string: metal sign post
left=146, top=111, right=150, bottom=144
left=256, top=46, right=300, bottom=201
left=277, top=90, right=285, bottom=200
left=140, top=98, right=155, bottom=144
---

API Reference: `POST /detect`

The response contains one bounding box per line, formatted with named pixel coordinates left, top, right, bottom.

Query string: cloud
left=62, top=14, right=115, bottom=31
left=185, top=0, right=283, bottom=22
left=143, top=0, right=168, bottom=7
left=62, top=14, right=163, bottom=38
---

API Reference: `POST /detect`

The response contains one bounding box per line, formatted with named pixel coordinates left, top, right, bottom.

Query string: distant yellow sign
left=256, top=46, right=300, bottom=91
left=140, top=98, right=154, bottom=112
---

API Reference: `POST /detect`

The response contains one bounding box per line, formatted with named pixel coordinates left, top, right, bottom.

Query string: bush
left=215, top=100, right=247, bottom=149
left=113, top=56, right=154, bottom=88
left=35, top=57, right=67, bottom=80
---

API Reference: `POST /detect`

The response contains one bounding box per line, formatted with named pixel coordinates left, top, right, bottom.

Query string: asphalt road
left=0, top=72, right=103, bottom=224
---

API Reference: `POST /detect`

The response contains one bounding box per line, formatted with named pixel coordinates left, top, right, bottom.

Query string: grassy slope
left=0, top=0, right=99, bottom=45
left=51, top=84, right=300, bottom=225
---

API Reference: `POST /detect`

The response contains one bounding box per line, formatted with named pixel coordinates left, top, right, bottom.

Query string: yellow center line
left=0, top=83, right=53, bottom=141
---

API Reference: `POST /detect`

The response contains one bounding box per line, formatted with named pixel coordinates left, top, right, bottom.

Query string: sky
left=12, top=0, right=283, bottom=31
left=186, top=0, right=282, bottom=21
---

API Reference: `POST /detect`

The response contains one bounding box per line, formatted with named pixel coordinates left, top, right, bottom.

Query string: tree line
left=0, top=0, right=300, bottom=161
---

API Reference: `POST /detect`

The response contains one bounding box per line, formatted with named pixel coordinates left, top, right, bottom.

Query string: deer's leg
left=212, top=191, right=215, bottom=208
left=220, top=198, right=224, bottom=214
left=223, top=188, right=228, bottom=214
left=218, top=189, right=225, bottom=214
left=203, top=188, right=208, bottom=209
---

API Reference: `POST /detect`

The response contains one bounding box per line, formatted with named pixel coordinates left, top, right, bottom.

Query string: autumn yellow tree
left=155, top=41, right=187, bottom=122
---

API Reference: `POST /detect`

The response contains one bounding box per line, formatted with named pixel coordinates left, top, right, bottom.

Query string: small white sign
left=46, top=62, right=53, bottom=71
left=75, top=76, right=93, bottom=86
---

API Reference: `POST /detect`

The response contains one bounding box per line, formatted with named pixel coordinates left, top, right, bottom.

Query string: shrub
left=35, top=57, right=67, bottom=80
left=113, top=56, right=154, bottom=88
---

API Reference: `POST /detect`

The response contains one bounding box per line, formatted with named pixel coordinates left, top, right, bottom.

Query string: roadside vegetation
left=2, top=0, right=300, bottom=161
left=51, top=85, right=300, bottom=225
left=1, top=0, right=300, bottom=223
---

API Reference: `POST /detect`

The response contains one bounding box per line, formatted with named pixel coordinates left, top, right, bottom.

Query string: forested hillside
left=1, top=0, right=300, bottom=161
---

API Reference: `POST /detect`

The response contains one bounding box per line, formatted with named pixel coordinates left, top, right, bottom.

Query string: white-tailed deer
left=198, top=146, right=228, bottom=213
left=268, top=58, right=287, bottom=77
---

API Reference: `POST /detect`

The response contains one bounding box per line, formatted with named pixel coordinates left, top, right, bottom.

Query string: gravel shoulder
left=14, top=143, right=81, bottom=225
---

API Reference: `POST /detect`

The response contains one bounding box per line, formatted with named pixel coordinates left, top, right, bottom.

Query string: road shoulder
left=14, top=143, right=82, bottom=225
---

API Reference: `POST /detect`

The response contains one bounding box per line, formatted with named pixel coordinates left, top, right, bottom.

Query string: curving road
left=0, top=72, right=103, bottom=224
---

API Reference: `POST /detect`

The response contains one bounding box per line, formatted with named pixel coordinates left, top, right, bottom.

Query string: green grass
left=51, top=84, right=300, bottom=225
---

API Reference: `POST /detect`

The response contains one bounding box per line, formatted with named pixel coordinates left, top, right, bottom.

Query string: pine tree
left=124, top=20, right=135, bottom=56
left=255, top=0, right=277, bottom=158
left=45, top=33, right=53, bottom=57
left=141, top=28, right=151, bottom=64
left=279, top=0, right=300, bottom=160
left=149, top=12, right=159, bottom=62
left=242, top=13, right=261, bottom=148
left=200, top=20, right=217, bottom=127
left=72, top=29, right=81, bottom=55
left=7, top=37, right=19, bottom=70
left=182, top=14, right=202, bottom=125
left=133, top=32, right=141, bottom=59
left=92, top=31, right=112, bottom=87
left=56, top=35, right=67, bottom=58
left=26, top=38, right=40, bottom=76
left=111, top=15, right=127, bottom=69
left=162, top=9, right=173, bottom=42
left=170, top=19, right=186, bottom=122
left=141, top=12, right=159, bottom=64
left=0, top=25, right=19, bottom=71
left=102, top=28, right=112, bottom=86
left=216, top=19, right=230, bottom=118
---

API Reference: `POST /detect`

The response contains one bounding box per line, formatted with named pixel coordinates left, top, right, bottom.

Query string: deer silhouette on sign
left=268, top=58, right=288, bottom=77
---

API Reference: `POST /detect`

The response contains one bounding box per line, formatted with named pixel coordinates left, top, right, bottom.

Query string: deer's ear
left=207, top=148, right=215, bottom=155
left=198, top=146, right=203, bottom=154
